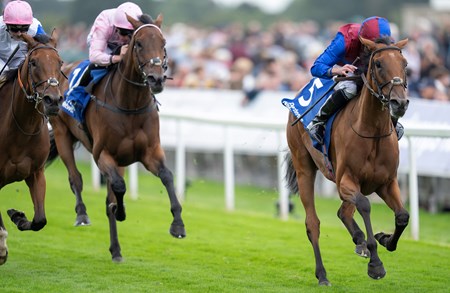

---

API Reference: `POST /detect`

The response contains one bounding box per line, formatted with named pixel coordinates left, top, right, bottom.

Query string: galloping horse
left=0, top=31, right=63, bottom=265
left=47, top=14, right=186, bottom=262
left=285, top=37, right=409, bottom=285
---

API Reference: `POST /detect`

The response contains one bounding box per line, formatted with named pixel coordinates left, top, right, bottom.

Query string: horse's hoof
left=112, top=255, right=123, bottom=263
left=355, top=243, right=370, bottom=258
left=169, top=224, right=186, bottom=239
left=368, top=263, right=386, bottom=280
left=7, top=209, right=24, bottom=220
left=74, top=215, right=91, bottom=227
left=318, top=278, right=331, bottom=286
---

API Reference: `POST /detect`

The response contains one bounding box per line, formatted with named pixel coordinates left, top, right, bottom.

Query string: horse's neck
left=112, top=65, right=151, bottom=107
left=7, top=71, right=44, bottom=133
left=353, top=86, right=391, bottom=130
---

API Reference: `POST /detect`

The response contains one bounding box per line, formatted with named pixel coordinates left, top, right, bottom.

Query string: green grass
left=1, top=159, right=449, bottom=292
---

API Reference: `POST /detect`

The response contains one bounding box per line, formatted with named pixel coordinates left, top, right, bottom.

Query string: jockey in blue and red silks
left=307, top=16, right=404, bottom=145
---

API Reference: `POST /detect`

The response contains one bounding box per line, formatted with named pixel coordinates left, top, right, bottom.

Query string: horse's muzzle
left=43, top=94, right=63, bottom=116
left=147, top=75, right=165, bottom=94
left=390, top=98, right=409, bottom=118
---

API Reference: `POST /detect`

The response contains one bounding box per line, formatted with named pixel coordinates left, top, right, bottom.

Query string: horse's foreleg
left=8, top=170, right=47, bottom=231
left=106, top=180, right=122, bottom=262
left=96, top=153, right=125, bottom=262
left=144, top=147, right=185, bottom=239
left=375, top=182, right=409, bottom=252
left=353, top=192, right=386, bottom=280
left=0, top=213, right=8, bottom=265
left=97, top=154, right=126, bottom=222
left=158, top=165, right=186, bottom=238
left=337, top=202, right=369, bottom=258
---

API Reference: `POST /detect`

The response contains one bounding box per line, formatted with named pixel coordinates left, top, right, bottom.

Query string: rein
left=12, top=45, right=61, bottom=136
left=91, top=69, right=159, bottom=115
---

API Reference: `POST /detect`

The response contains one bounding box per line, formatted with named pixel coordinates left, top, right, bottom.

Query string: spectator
left=419, top=66, right=450, bottom=102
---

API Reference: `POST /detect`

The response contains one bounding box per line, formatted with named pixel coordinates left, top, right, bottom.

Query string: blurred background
left=7, top=0, right=450, bottom=213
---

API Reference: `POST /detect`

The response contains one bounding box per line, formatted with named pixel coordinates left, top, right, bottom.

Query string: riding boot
left=391, top=118, right=404, bottom=140
left=307, top=89, right=349, bottom=144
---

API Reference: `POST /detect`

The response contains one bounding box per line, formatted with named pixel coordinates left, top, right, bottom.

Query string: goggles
left=7, top=25, right=30, bottom=33
left=116, top=28, right=133, bottom=37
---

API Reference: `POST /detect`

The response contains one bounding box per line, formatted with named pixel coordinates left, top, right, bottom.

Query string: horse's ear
left=50, top=28, right=59, bottom=48
left=126, top=13, right=140, bottom=29
left=359, top=36, right=376, bottom=51
left=20, top=33, right=37, bottom=49
left=394, top=38, right=408, bottom=50
left=155, top=13, right=163, bottom=28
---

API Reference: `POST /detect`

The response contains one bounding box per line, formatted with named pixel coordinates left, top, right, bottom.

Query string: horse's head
left=20, top=30, right=64, bottom=116
left=126, top=13, right=167, bottom=94
left=360, top=37, right=409, bottom=119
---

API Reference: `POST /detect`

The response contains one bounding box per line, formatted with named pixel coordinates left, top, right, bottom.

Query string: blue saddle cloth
left=282, top=77, right=338, bottom=153
left=61, top=60, right=108, bottom=123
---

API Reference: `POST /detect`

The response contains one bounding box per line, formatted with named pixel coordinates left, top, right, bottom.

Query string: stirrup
left=395, top=122, right=404, bottom=141
left=307, top=123, right=325, bottom=145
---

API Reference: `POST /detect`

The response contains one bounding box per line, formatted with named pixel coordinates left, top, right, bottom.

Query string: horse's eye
left=30, top=59, right=37, bottom=67
left=375, top=60, right=382, bottom=68
left=135, top=41, right=142, bottom=50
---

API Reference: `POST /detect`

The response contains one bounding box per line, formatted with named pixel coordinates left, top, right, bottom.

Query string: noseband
left=17, top=45, right=61, bottom=112
left=361, top=46, right=407, bottom=107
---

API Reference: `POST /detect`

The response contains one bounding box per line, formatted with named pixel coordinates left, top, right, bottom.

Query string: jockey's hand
left=120, top=45, right=129, bottom=58
left=333, top=64, right=357, bottom=76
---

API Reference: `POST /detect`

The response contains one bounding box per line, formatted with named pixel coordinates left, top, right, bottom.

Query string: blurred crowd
left=57, top=16, right=450, bottom=104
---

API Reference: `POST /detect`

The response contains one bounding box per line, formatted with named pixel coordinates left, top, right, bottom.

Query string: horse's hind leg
left=337, top=202, right=369, bottom=258
left=144, top=147, right=185, bottom=239
left=0, top=213, right=8, bottom=265
left=51, top=121, right=90, bottom=226
left=290, top=149, right=330, bottom=286
left=375, top=181, right=409, bottom=252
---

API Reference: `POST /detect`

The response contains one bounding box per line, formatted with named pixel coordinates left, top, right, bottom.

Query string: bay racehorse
left=0, top=31, right=63, bottom=265
left=285, top=36, right=409, bottom=285
left=47, top=14, right=186, bottom=262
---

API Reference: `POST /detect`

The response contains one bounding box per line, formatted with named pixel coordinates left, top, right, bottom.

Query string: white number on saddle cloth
left=298, top=78, right=324, bottom=107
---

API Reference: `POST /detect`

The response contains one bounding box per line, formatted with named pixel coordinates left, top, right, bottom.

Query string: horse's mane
left=355, top=36, right=393, bottom=91
left=138, top=14, right=154, bottom=25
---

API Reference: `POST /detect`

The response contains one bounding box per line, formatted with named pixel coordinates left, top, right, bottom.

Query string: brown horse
left=0, top=31, right=63, bottom=265
left=47, top=14, right=185, bottom=262
left=285, top=37, right=409, bottom=285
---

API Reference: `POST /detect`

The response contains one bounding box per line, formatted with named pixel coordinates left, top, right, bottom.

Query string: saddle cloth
left=281, top=77, right=339, bottom=153
left=61, top=60, right=108, bottom=123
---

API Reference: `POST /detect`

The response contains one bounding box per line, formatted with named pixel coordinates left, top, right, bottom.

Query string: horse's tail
left=46, top=123, right=59, bottom=167
left=284, top=150, right=299, bottom=194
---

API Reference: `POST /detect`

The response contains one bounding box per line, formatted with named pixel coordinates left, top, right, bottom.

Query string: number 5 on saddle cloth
left=61, top=60, right=108, bottom=123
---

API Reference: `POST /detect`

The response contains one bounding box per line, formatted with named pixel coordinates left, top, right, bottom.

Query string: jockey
left=307, top=16, right=404, bottom=145
left=87, top=1, right=142, bottom=66
left=76, top=2, right=143, bottom=86
left=0, top=0, right=45, bottom=73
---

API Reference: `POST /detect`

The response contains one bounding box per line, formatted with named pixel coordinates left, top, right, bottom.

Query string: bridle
left=117, top=23, right=168, bottom=87
left=351, top=45, right=407, bottom=140
left=16, top=45, right=61, bottom=115
left=361, top=46, right=407, bottom=108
